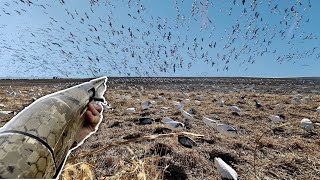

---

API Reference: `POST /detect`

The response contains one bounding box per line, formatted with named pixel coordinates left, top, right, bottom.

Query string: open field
left=0, top=77, right=320, bottom=179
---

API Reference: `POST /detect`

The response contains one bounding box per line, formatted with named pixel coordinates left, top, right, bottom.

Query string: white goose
left=161, top=117, right=185, bottom=130
left=125, top=107, right=136, bottom=114
left=202, top=117, right=237, bottom=137
left=301, top=118, right=313, bottom=131
left=180, top=109, right=193, bottom=120
left=269, top=115, right=285, bottom=123
left=214, top=157, right=238, bottom=180
left=230, top=106, right=240, bottom=115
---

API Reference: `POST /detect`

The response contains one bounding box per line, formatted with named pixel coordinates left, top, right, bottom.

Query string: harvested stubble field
left=0, top=77, right=320, bottom=179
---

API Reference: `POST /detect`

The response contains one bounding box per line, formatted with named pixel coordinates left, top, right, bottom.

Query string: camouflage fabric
left=0, top=77, right=107, bottom=178
left=0, top=133, right=55, bottom=178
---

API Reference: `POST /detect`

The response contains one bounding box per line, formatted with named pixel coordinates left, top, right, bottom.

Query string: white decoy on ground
left=194, top=100, right=201, bottom=105
left=158, top=96, right=166, bottom=101
left=202, top=117, right=217, bottom=127
left=172, top=100, right=181, bottom=106
left=269, top=115, right=285, bottom=123
left=291, top=97, right=300, bottom=104
left=214, top=157, right=238, bottom=180
left=254, top=99, right=262, bottom=109
left=182, top=99, right=190, bottom=104
left=219, top=98, right=225, bottom=107
left=301, top=118, right=313, bottom=131
left=161, top=117, right=185, bottom=130
left=160, top=107, right=169, bottom=111
left=160, top=107, right=169, bottom=115
left=102, top=103, right=113, bottom=112
left=125, top=107, right=136, bottom=114
left=120, top=95, right=132, bottom=100
left=180, top=109, right=193, bottom=120
left=148, top=94, right=156, bottom=99
left=316, top=106, right=320, bottom=119
left=195, top=95, right=205, bottom=101
left=202, top=117, right=237, bottom=137
left=216, top=123, right=238, bottom=137
left=230, top=106, right=240, bottom=115
left=141, top=101, right=152, bottom=110
left=301, top=96, right=312, bottom=102
left=172, top=100, right=185, bottom=110
left=230, top=106, right=240, bottom=112
left=171, top=100, right=183, bottom=109
left=0, top=110, right=15, bottom=117
left=134, top=99, right=141, bottom=104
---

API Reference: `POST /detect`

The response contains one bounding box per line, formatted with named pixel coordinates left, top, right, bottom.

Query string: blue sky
left=0, top=0, right=319, bottom=78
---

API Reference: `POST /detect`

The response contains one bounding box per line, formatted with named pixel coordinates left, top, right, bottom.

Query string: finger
left=74, top=127, right=91, bottom=143
left=85, top=110, right=100, bottom=125
left=93, top=103, right=103, bottom=113
left=88, top=103, right=100, bottom=116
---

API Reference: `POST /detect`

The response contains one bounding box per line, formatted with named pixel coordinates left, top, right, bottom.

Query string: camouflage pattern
left=0, top=133, right=55, bottom=178
left=0, top=77, right=107, bottom=178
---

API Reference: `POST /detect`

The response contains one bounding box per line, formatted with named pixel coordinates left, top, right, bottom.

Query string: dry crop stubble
left=0, top=78, right=319, bottom=179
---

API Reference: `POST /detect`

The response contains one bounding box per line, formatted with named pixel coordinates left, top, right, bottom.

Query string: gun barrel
left=0, top=77, right=107, bottom=178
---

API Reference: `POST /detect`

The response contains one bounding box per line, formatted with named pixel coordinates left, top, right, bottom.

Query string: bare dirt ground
left=0, top=77, right=320, bottom=179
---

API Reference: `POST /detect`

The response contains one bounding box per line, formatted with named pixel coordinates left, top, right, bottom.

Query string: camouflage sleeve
left=0, top=133, right=56, bottom=178
left=0, top=92, right=87, bottom=178
left=0, top=77, right=106, bottom=178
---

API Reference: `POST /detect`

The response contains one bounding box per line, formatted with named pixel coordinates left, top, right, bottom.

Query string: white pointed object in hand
left=214, top=157, right=238, bottom=180
left=269, top=115, right=285, bottom=123
left=161, top=117, right=185, bottom=130
left=301, top=118, right=313, bottom=131
left=141, top=101, right=152, bottom=110
left=202, top=117, right=217, bottom=127
left=181, top=109, right=193, bottom=120
left=125, top=108, right=136, bottom=114
left=216, top=123, right=237, bottom=137
left=194, top=100, right=201, bottom=105
left=230, top=106, right=240, bottom=113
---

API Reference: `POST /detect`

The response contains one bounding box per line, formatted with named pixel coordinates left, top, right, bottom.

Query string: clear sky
left=0, top=0, right=319, bottom=78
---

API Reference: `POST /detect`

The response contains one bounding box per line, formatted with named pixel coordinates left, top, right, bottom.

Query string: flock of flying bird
left=0, top=0, right=318, bottom=77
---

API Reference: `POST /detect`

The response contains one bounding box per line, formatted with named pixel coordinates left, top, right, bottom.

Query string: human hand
left=74, top=102, right=103, bottom=145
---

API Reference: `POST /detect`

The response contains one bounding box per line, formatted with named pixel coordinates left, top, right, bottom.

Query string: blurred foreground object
left=0, top=77, right=107, bottom=178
